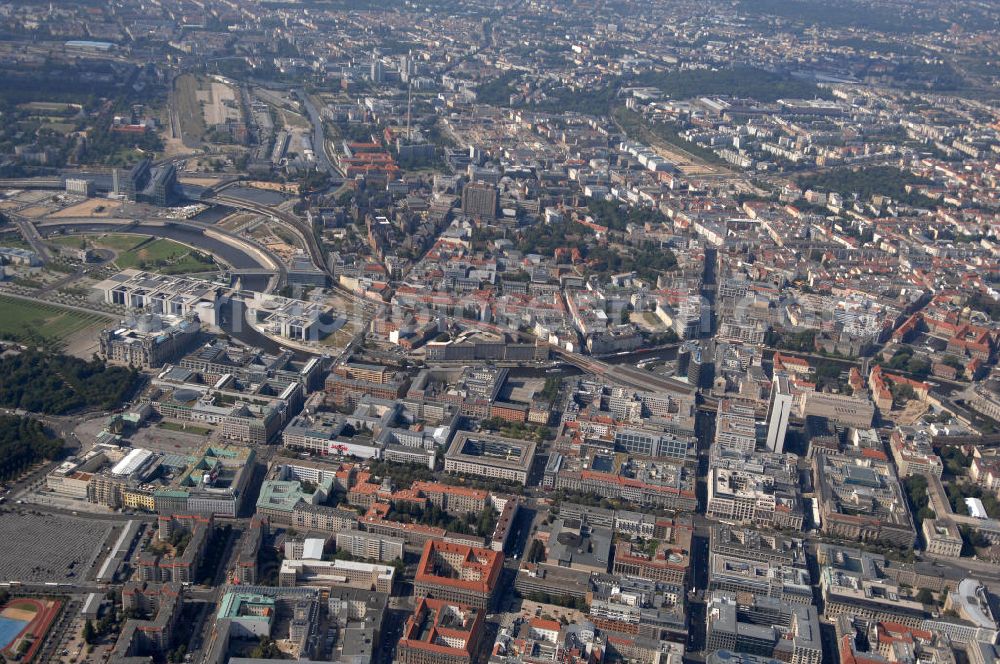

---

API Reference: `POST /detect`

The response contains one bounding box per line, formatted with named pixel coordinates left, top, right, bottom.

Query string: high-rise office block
left=765, top=373, right=793, bottom=453
left=370, top=58, right=383, bottom=83
left=120, top=158, right=151, bottom=201
left=461, top=181, right=497, bottom=219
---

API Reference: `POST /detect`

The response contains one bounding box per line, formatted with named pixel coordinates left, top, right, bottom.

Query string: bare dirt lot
left=197, top=81, right=241, bottom=126
left=18, top=205, right=51, bottom=218
left=179, top=175, right=229, bottom=187
left=47, top=199, right=115, bottom=219
left=246, top=181, right=299, bottom=194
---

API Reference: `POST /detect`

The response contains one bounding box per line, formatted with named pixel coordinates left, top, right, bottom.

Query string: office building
left=398, top=598, right=484, bottom=664
left=0, top=246, right=42, bottom=267
left=244, top=291, right=338, bottom=342
left=708, top=554, right=812, bottom=605
left=65, top=177, right=93, bottom=196
left=834, top=617, right=957, bottom=664
left=232, top=516, right=267, bottom=585
left=146, top=377, right=288, bottom=445
left=705, top=592, right=822, bottom=664
left=710, top=525, right=806, bottom=566
left=410, top=482, right=490, bottom=516
left=325, top=361, right=409, bottom=407
left=117, top=158, right=151, bottom=200
left=414, top=541, right=502, bottom=610
left=255, top=477, right=358, bottom=531
left=588, top=574, right=687, bottom=642
left=611, top=519, right=691, bottom=584
left=548, top=453, right=698, bottom=511
left=150, top=445, right=256, bottom=517
left=706, top=652, right=785, bottom=664
left=889, top=427, right=944, bottom=478
left=817, top=544, right=927, bottom=627
left=94, top=269, right=221, bottom=327
left=707, top=448, right=804, bottom=530
left=217, top=592, right=276, bottom=638
left=444, top=432, right=536, bottom=485
left=180, top=340, right=325, bottom=391
left=922, top=518, right=963, bottom=558
left=613, top=427, right=694, bottom=461
left=336, top=531, right=405, bottom=563
left=798, top=391, right=875, bottom=429
left=715, top=399, right=758, bottom=453
left=813, top=450, right=915, bottom=547
left=327, top=586, right=388, bottom=663
left=138, top=163, right=179, bottom=206
left=370, top=58, right=384, bottom=83
left=542, top=517, right=613, bottom=575
left=288, top=254, right=327, bottom=287
left=279, top=558, right=395, bottom=593
left=205, top=586, right=323, bottom=663
left=461, top=181, right=497, bottom=219
left=765, top=374, right=793, bottom=453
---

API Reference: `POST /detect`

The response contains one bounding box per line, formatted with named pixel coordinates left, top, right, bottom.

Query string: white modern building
left=765, top=374, right=793, bottom=453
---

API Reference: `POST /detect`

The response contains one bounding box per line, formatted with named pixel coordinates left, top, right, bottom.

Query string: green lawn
left=20, top=101, right=79, bottom=113
left=98, top=233, right=149, bottom=252
left=48, top=233, right=150, bottom=253
left=114, top=238, right=216, bottom=274
left=50, top=233, right=147, bottom=252
left=49, top=233, right=217, bottom=275
left=318, top=326, right=354, bottom=347
left=157, top=255, right=218, bottom=275
left=44, top=122, right=76, bottom=134
left=49, top=235, right=86, bottom=249
left=270, top=225, right=301, bottom=247
left=0, top=235, right=34, bottom=251
left=0, top=295, right=111, bottom=344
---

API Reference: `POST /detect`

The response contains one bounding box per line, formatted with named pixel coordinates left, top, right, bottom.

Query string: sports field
left=0, top=597, right=60, bottom=661
left=0, top=616, right=27, bottom=650
left=0, top=295, right=111, bottom=344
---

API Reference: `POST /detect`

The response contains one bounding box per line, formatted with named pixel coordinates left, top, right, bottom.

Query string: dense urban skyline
left=0, top=2, right=998, bottom=664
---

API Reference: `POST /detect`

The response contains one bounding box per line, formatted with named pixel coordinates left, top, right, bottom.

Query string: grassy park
left=51, top=233, right=217, bottom=274
left=0, top=295, right=111, bottom=345
left=50, top=232, right=144, bottom=252
left=114, top=238, right=216, bottom=274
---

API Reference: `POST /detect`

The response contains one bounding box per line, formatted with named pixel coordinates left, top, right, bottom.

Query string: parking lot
left=0, top=510, right=113, bottom=582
